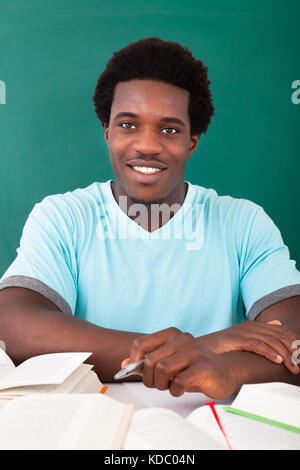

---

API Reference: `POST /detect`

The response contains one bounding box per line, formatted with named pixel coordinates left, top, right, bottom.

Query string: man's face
left=104, top=79, right=199, bottom=203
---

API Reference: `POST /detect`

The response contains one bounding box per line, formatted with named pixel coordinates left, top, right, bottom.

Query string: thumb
left=121, top=357, right=131, bottom=368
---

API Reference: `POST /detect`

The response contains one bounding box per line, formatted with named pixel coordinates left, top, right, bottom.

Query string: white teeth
left=132, top=166, right=162, bottom=174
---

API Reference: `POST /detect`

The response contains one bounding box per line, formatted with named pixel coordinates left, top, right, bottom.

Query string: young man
left=0, top=37, right=300, bottom=399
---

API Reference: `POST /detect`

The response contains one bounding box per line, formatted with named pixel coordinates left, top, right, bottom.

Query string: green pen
left=223, top=406, right=300, bottom=434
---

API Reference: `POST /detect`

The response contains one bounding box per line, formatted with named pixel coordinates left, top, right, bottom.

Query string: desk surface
left=104, top=382, right=235, bottom=417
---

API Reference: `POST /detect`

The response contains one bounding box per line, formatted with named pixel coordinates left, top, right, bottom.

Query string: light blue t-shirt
left=1, top=180, right=300, bottom=336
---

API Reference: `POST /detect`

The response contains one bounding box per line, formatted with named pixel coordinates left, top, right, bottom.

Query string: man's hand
left=198, top=320, right=299, bottom=374
left=122, top=322, right=300, bottom=398
left=127, top=328, right=238, bottom=399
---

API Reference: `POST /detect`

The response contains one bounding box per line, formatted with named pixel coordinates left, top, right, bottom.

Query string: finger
left=228, top=328, right=299, bottom=374
left=142, top=333, right=195, bottom=388
left=153, top=347, right=198, bottom=390
left=168, top=362, right=207, bottom=397
left=264, top=324, right=298, bottom=350
left=121, top=358, right=130, bottom=368
left=249, top=321, right=298, bottom=349
left=238, top=321, right=299, bottom=365
left=255, top=333, right=299, bottom=374
left=130, top=328, right=181, bottom=362
left=227, top=335, right=284, bottom=364
left=264, top=322, right=299, bottom=356
left=169, top=352, right=236, bottom=399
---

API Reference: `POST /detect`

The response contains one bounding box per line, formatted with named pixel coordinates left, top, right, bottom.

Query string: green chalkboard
left=0, top=0, right=299, bottom=276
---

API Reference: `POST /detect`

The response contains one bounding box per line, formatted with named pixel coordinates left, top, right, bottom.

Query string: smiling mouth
left=126, top=160, right=168, bottom=175
left=130, top=166, right=162, bottom=174
left=126, top=162, right=167, bottom=184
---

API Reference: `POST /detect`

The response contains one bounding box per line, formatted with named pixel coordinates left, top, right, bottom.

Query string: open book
left=0, top=348, right=102, bottom=403
left=124, top=382, right=300, bottom=450
left=0, top=393, right=133, bottom=450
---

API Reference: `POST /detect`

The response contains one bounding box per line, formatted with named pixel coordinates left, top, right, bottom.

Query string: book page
left=0, top=352, right=92, bottom=389
left=212, top=405, right=300, bottom=450
left=122, top=382, right=234, bottom=415
left=0, top=348, right=15, bottom=379
left=188, top=404, right=300, bottom=450
left=0, top=393, right=132, bottom=450
left=230, top=382, right=300, bottom=429
left=0, top=394, right=97, bottom=449
left=123, top=407, right=224, bottom=450
left=0, top=398, right=10, bottom=409
left=0, top=364, right=94, bottom=396
left=72, top=369, right=102, bottom=393
left=75, top=395, right=134, bottom=450
left=187, top=405, right=230, bottom=449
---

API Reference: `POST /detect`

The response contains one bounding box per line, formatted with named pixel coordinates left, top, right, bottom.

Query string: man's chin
left=127, top=185, right=166, bottom=205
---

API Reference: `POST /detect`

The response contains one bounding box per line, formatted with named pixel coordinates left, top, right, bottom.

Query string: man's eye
left=162, top=128, right=179, bottom=135
left=119, top=123, right=178, bottom=134
left=120, top=122, right=136, bottom=129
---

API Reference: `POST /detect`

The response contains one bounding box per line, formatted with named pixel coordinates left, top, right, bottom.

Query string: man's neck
left=110, top=181, right=188, bottom=232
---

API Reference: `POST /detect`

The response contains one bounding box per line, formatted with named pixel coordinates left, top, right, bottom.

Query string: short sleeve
left=0, top=196, right=77, bottom=315
left=239, top=206, right=300, bottom=319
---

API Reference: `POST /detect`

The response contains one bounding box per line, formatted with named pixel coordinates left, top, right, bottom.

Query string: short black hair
left=93, top=37, right=214, bottom=136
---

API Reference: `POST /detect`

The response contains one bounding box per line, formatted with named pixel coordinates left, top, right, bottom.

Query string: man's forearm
left=0, top=298, right=142, bottom=381
left=227, top=349, right=300, bottom=394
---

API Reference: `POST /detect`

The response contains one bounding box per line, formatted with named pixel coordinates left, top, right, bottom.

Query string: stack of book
left=0, top=348, right=299, bottom=450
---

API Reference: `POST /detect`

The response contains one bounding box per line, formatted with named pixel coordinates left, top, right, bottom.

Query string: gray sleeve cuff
left=0, top=275, right=73, bottom=316
left=247, top=284, right=300, bottom=320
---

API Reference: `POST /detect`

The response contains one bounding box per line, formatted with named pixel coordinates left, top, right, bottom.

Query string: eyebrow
left=113, top=112, right=186, bottom=127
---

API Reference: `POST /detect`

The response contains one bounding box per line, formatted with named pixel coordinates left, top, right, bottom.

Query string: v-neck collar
left=103, top=179, right=195, bottom=245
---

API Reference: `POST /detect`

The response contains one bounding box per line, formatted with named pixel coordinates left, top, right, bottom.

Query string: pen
left=223, top=406, right=300, bottom=434
left=114, top=359, right=144, bottom=380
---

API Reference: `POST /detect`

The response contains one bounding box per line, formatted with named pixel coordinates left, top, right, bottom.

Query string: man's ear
left=187, top=134, right=201, bottom=159
left=104, top=124, right=109, bottom=145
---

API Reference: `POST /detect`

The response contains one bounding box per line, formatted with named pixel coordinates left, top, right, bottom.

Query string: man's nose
left=133, top=127, right=163, bottom=156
